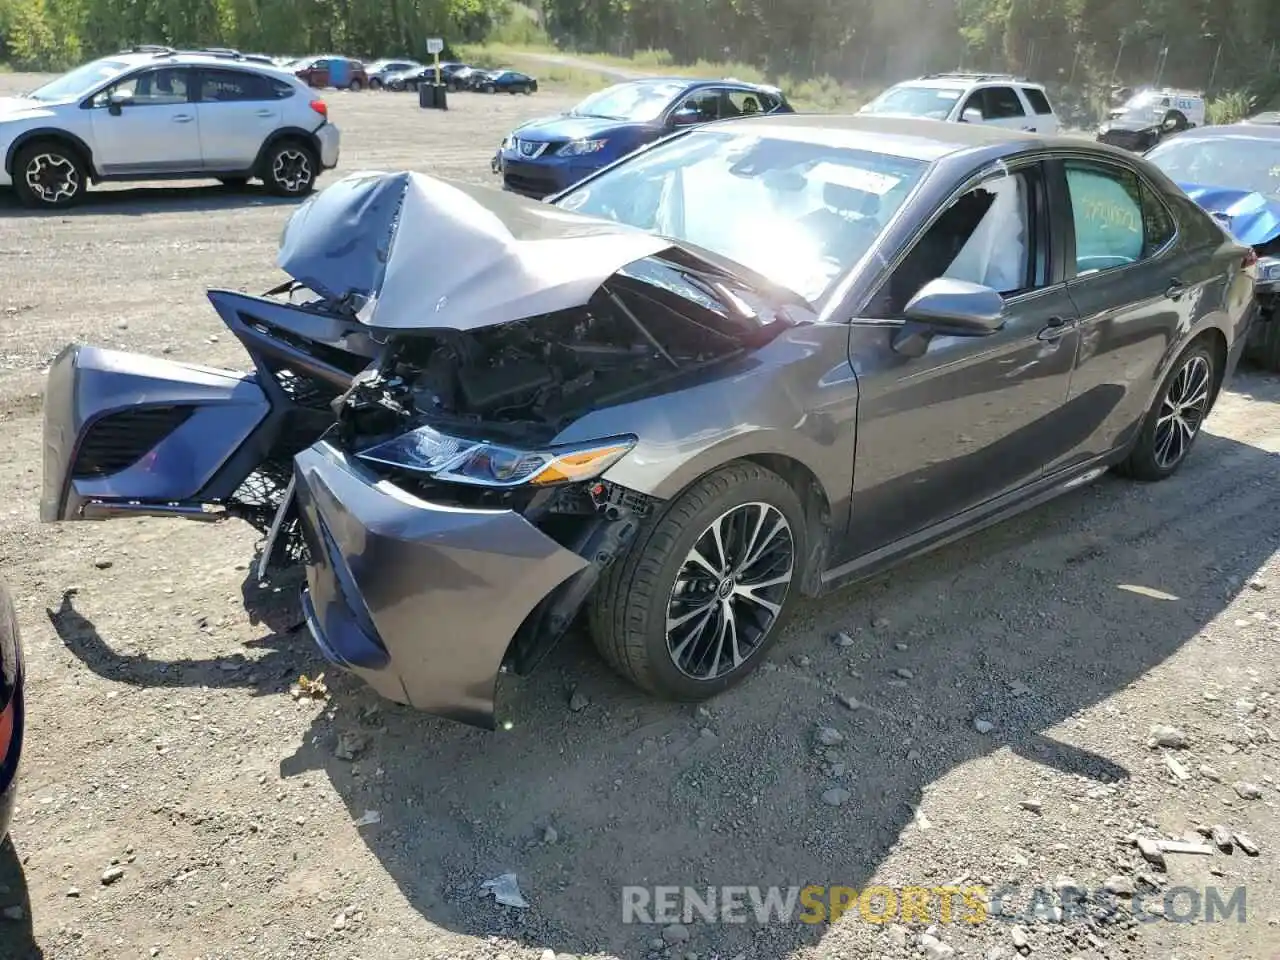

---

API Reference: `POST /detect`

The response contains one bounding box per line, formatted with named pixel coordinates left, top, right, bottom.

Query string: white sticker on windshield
left=809, top=162, right=902, bottom=196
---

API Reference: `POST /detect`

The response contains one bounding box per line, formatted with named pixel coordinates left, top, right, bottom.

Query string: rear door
left=195, top=68, right=286, bottom=171
left=89, top=66, right=202, bottom=175
left=1056, top=156, right=1199, bottom=467
left=1019, top=86, right=1058, bottom=133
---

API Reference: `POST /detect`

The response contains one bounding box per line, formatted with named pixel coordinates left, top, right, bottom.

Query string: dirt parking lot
left=1, top=74, right=1279, bottom=960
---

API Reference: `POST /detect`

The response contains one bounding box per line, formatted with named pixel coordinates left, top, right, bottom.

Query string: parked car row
left=383, top=62, right=539, bottom=95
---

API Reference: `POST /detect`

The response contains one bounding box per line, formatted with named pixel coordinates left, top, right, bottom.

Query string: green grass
left=461, top=42, right=869, bottom=112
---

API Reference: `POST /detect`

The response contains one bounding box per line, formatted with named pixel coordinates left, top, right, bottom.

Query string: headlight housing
left=357, top=424, right=636, bottom=488
left=1257, top=255, right=1280, bottom=290
left=560, top=138, right=608, bottom=157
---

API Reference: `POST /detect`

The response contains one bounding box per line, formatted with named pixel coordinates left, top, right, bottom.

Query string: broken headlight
left=1257, top=256, right=1280, bottom=291
left=357, top=424, right=636, bottom=488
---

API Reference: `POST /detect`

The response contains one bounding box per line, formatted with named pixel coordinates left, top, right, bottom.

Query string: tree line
left=4, top=0, right=1280, bottom=109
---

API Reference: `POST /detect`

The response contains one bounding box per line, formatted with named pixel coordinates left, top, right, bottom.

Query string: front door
left=89, top=67, right=201, bottom=175
left=845, top=160, right=1082, bottom=556
left=195, top=68, right=284, bottom=171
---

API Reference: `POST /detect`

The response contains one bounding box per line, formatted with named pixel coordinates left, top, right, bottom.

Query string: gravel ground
left=1, top=73, right=1279, bottom=960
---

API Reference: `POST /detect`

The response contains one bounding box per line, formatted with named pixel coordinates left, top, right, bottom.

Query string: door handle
left=255, top=109, right=274, bottom=118
left=1165, top=278, right=1187, bottom=300
left=172, top=114, right=194, bottom=123
left=1022, top=125, right=1036, bottom=132
left=1037, top=316, right=1077, bottom=341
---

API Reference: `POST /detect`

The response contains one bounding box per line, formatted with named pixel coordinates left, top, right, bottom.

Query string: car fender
left=252, top=126, right=323, bottom=173
left=4, top=125, right=95, bottom=177
left=558, top=324, right=858, bottom=532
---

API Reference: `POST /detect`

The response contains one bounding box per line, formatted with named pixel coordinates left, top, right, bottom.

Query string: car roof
left=700, top=113, right=1088, bottom=162
left=890, top=75, right=1045, bottom=90
left=1161, top=124, right=1280, bottom=142
left=604, top=76, right=782, bottom=95
left=103, top=51, right=301, bottom=79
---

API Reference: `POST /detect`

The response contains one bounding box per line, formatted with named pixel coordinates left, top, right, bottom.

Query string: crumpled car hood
left=277, top=170, right=673, bottom=331
left=1178, top=181, right=1280, bottom=247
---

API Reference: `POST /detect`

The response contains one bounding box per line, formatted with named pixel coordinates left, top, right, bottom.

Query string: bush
left=1207, top=90, right=1253, bottom=125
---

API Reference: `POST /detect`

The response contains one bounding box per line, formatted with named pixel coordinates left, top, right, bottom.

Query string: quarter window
left=1022, top=87, right=1053, bottom=115
left=1139, top=181, right=1177, bottom=253
left=1066, top=161, right=1174, bottom=274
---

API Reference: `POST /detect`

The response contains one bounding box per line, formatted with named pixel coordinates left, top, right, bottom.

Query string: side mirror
left=107, top=89, right=134, bottom=116
left=670, top=108, right=701, bottom=127
left=893, top=278, right=1005, bottom=356
left=961, top=107, right=984, bottom=124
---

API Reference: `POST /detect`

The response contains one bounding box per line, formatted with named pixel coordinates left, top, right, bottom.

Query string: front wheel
left=369, top=78, right=382, bottom=90
left=1115, top=341, right=1218, bottom=481
left=589, top=462, right=807, bottom=700
left=13, top=140, right=88, bottom=209
left=262, top=140, right=318, bottom=197
left=483, top=84, right=496, bottom=94
left=347, top=78, right=363, bottom=92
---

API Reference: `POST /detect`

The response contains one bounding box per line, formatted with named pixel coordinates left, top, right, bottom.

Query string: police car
left=1096, top=87, right=1205, bottom=152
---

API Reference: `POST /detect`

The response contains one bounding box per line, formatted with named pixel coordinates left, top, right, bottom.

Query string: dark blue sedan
left=0, top=580, right=23, bottom=841
left=494, top=77, right=792, bottom=198
left=1144, top=125, right=1280, bottom=369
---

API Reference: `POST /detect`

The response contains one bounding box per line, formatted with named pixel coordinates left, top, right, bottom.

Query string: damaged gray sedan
left=40, top=116, right=1257, bottom=728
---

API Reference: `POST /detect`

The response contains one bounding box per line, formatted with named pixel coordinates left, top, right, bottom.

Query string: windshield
left=570, top=80, right=691, bottom=122
left=861, top=85, right=963, bottom=120
left=27, top=59, right=129, bottom=101
left=557, top=129, right=927, bottom=303
left=1146, top=136, right=1280, bottom=200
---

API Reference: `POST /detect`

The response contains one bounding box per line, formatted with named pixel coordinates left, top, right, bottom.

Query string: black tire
left=218, top=176, right=250, bottom=189
left=1115, top=340, right=1219, bottom=481
left=589, top=461, right=807, bottom=700
left=483, top=84, right=496, bottom=94
left=261, top=139, right=318, bottom=198
left=12, top=139, right=88, bottom=209
left=1162, top=109, right=1189, bottom=132
left=347, top=78, right=363, bottom=92
left=1244, top=306, right=1280, bottom=371
left=369, top=78, right=382, bottom=90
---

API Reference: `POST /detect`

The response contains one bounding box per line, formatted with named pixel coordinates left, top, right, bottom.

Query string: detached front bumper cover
left=293, top=441, right=589, bottom=729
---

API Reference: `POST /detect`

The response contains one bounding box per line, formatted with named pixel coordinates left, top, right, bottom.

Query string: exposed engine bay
left=333, top=258, right=798, bottom=452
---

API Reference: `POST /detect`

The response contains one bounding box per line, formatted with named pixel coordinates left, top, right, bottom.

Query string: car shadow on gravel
left=47, top=428, right=1280, bottom=959
left=0, top=184, right=309, bottom=218
left=0, top=837, right=43, bottom=960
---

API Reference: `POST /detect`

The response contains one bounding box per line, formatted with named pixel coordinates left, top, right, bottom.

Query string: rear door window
left=982, top=87, right=1026, bottom=120
left=726, top=89, right=778, bottom=116
left=199, top=69, right=270, bottom=102
left=1065, top=161, right=1145, bottom=273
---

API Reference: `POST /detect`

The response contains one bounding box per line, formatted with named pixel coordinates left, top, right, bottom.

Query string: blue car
left=1145, top=124, right=1280, bottom=369
left=494, top=77, right=792, bottom=198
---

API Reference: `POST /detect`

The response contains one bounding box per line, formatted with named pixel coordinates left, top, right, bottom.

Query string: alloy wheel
left=1154, top=353, right=1212, bottom=469
left=665, top=502, right=794, bottom=680
left=272, top=149, right=313, bottom=194
left=24, top=153, right=79, bottom=204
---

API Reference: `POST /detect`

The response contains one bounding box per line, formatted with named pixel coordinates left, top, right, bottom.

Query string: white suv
left=859, top=73, right=1060, bottom=134
left=0, top=46, right=341, bottom=209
